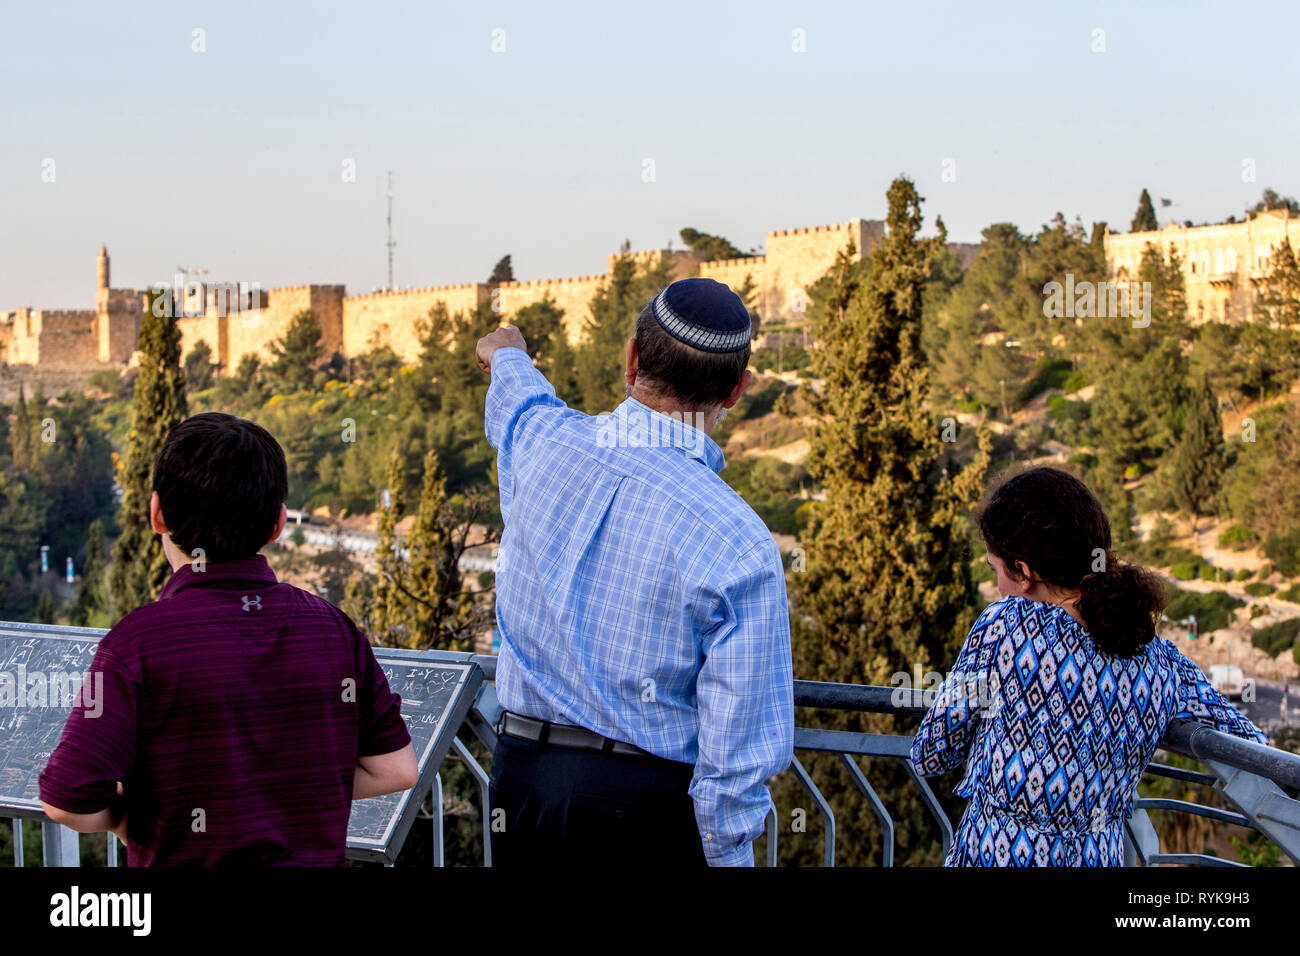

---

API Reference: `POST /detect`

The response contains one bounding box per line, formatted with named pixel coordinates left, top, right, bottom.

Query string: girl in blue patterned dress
left=911, top=467, right=1269, bottom=866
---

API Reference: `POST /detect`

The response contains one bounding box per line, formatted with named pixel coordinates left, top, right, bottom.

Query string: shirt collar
left=602, top=395, right=726, bottom=473
left=159, top=554, right=279, bottom=599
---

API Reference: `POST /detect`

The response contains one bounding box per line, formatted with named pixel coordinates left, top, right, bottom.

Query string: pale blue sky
left=2, top=0, right=1295, bottom=308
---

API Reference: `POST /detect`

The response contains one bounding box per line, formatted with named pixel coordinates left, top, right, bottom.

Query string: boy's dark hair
left=975, top=466, right=1169, bottom=658
left=153, top=413, right=288, bottom=562
left=633, top=300, right=751, bottom=407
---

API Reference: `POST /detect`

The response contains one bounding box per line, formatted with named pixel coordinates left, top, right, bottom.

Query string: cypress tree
left=35, top=590, right=55, bottom=624
left=1171, top=376, right=1226, bottom=533
left=362, top=447, right=484, bottom=650
left=371, top=444, right=406, bottom=644
left=11, top=385, right=31, bottom=471
left=69, top=518, right=107, bottom=627
left=1131, top=188, right=1159, bottom=232
left=108, top=288, right=188, bottom=621
left=405, top=449, right=477, bottom=651
left=780, top=177, right=990, bottom=866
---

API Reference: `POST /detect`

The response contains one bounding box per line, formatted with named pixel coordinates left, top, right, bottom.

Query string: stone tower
left=96, top=245, right=142, bottom=363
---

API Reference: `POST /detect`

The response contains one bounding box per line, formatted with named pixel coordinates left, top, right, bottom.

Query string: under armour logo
left=241, top=595, right=262, bottom=612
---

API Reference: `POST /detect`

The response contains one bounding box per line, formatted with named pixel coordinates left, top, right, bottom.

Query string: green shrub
left=1047, top=394, right=1069, bottom=421
left=1170, top=562, right=1198, bottom=581
left=1124, top=464, right=1143, bottom=479
left=1218, top=524, right=1257, bottom=550
left=1234, top=568, right=1254, bottom=581
left=1166, top=589, right=1245, bottom=633
left=1244, top=581, right=1276, bottom=598
left=1062, top=370, right=1089, bottom=393
left=1263, top=528, right=1300, bottom=578
left=1250, top=604, right=1269, bottom=620
left=1260, top=563, right=1274, bottom=579
left=1279, top=584, right=1300, bottom=604
left=1252, top=617, right=1300, bottom=657
left=1199, top=564, right=1230, bottom=583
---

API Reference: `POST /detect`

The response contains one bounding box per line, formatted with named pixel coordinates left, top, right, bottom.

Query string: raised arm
left=691, top=537, right=794, bottom=867
left=478, top=328, right=569, bottom=525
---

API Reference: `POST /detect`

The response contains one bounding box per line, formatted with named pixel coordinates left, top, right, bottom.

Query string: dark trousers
left=488, top=730, right=707, bottom=867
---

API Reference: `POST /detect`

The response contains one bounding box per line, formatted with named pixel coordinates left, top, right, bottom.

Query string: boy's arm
left=349, top=616, right=416, bottom=800
left=38, top=644, right=137, bottom=835
left=41, top=803, right=122, bottom=834
left=353, top=743, right=418, bottom=799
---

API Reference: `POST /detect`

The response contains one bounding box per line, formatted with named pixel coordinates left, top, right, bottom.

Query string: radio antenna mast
left=385, top=171, right=396, bottom=291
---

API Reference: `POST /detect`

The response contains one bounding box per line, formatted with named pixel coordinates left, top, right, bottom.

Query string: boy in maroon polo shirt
left=39, top=412, right=417, bottom=865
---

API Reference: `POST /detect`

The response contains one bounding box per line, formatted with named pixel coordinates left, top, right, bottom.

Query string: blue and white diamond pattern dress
left=911, top=597, right=1269, bottom=866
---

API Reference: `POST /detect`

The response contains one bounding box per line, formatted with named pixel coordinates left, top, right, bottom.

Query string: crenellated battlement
left=769, top=220, right=861, bottom=238
left=266, top=283, right=348, bottom=295
left=698, top=255, right=766, bottom=269
left=7, top=219, right=880, bottom=369
left=494, top=274, right=606, bottom=289
left=345, top=282, right=487, bottom=302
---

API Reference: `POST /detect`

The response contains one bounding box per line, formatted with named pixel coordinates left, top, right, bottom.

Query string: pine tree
left=488, top=255, right=514, bottom=287
left=1086, top=241, right=1191, bottom=480
left=781, top=177, right=990, bottom=865
left=266, top=308, right=323, bottom=392
left=1131, top=188, right=1159, bottom=232
left=678, top=227, right=747, bottom=261
left=734, top=272, right=762, bottom=341
left=1244, top=239, right=1300, bottom=399
left=574, top=243, right=675, bottom=413
left=183, top=339, right=216, bottom=392
left=108, top=287, right=188, bottom=621
left=357, top=446, right=488, bottom=650
left=1171, top=376, right=1226, bottom=533
left=512, top=299, right=580, bottom=406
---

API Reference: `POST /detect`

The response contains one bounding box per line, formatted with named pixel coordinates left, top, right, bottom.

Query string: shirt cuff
left=705, top=841, right=755, bottom=867
left=38, top=775, right=116, bottom=815
left=490, top=345, right=530, bottom=372
left=359, top=720, right=412, bottom=758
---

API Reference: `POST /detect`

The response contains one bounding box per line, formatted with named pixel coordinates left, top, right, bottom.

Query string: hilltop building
left=1104, top=209, right=1300, bottom=324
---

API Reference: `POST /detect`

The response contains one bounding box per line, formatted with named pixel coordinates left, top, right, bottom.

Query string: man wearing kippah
left=475, top=277, right=794, bottom=867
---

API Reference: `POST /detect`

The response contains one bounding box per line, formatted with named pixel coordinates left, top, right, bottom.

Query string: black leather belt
left=498, top=711, right=652, bottom=758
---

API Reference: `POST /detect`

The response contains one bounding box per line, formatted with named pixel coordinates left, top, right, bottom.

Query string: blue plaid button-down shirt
left=484, top=346, right=794, bottom=866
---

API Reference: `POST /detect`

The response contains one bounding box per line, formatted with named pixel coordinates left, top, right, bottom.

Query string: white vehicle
left=1210, top=664, right=1244, bottom=700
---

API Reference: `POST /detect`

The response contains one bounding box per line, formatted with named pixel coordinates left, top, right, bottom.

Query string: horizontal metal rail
left=3, top=628, right=1295, bottom=867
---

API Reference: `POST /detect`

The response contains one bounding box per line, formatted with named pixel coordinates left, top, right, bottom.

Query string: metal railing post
left=41, top=822, right=80, bottom=867
left=451, top=736, right=493, bottom=867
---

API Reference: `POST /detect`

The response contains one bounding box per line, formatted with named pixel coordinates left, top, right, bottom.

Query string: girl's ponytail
left=1075, top=550, right=1169, bottom=658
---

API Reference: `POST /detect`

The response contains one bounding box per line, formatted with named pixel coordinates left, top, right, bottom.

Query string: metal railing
left=6, top=648, right=1298, bottom=867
